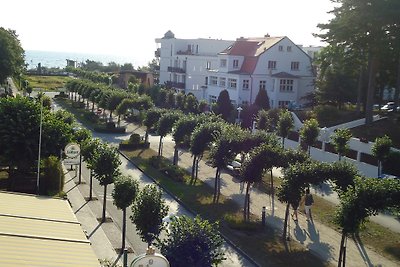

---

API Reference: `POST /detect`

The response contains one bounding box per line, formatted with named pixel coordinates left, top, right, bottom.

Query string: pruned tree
left=112, top=175, right=139, bottom=252
left=300, top=118, right=320, bottom=155
left=371, top=135, right=392, bottom=178
left=81, top=138, right=102, bottom=201
left=130, top=184, right=169, bottom=248
left=331, top=128, right=352, bottom=161
left=92, top=144, right=121, bottom=223
left=277, top=110, right=293, bottom=148
left=157, top=111, right=182, bottom=156
left=172, top=115, right=198, bottom=165
left=254, top=87, right=270, bottom=110
left=157, top=215, right=225, bottom=267
left=215, top=89, right=233, bottom=121
left=143, top=108, right=165, bottom=143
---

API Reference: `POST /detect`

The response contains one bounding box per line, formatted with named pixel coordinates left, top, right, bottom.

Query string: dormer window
left=233, top=59, right=239, bottom=69
left=287, top=46, right=292, bottom=52
left=279, top=45, right=283, bottom=51
left=268, top=61, right=276, bottom=70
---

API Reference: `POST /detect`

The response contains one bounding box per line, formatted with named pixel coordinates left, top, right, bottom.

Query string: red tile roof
left=221, top=36, right=285, bottom=74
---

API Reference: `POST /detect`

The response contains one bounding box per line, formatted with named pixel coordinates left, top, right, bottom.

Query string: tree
left=331, top=128, right=352, bottom=161
left=81, top=138, right=102, bottom=201
left=172, top=115, right=198, bottom=165
left=157, top=215, right=225, bottom=267
left=277, top=110, right=293, bottom=148
left=184, top=94, right=199, bottom=114
left=256, top=109, right=271, bottom=131
left=254, top=88, right=270, bottom=110
left=73, top=128, right=91, bottom=184
left=0, top=96, right=73, bottom=190
left=372, top=135, right=392, bottom=178
left=0, top=28, right=25, bottom=83
left=112, top=175, right=139, bottom=253
left=300, top=118, right=320, bottom=155
left=317, top=0, right=400, bottom=124
left=335, top=177, right=400, bottom=267
left=130, top=184, right=169, bottom=247
left=143, top=108, right=165, bottom=143
left=26, top=86, right=33, bottom=97
left=215, top=90, right=233, bottom=121
left=92, top=144, right=121, bottom=223
left=157, top=111, right=182, bottom=156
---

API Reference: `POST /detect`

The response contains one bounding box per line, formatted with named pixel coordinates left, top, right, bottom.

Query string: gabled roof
left=271, top=71, right=299, bottom=78
left=221, top=36, right=285, bottom=74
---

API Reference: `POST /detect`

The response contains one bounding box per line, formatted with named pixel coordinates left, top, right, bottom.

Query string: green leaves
left=372, top=135, right=392, bottom=161
left=157, top=215, right=225, bottom=267
left=112, top=175, right=139, bottom=210
left=130, top=184, right=169, bottom=246
left=0, top=27, right=25, bottom=82
left=91, top=144, right=121, bottom=186
left=331, top=128, right=352, bottom=158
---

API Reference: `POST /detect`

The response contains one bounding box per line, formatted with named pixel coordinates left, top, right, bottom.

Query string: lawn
left=26, top=75, right=71, bottom=91
left=121, top=148, right=332, bottom=267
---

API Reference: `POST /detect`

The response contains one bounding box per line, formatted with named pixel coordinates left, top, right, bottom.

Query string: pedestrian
left=291, top=204, right=299, bottom=222
left=304, top=188, right=314, bottom=221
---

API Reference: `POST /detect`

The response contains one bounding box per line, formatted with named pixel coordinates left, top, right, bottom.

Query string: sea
left=25, top=50, right=141, bottom=70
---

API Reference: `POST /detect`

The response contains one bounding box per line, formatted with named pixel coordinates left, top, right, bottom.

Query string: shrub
left=106, top=121, right=116, bottom=129
left=84, top=112, right=99, bottom=123
left=223, top=213, right=261, bottom=232
left=383, top=151, right=400, bottom=177
left=148, top=156, right=168, bottom=169
left=129, top=133, right=141, bottom=144
left=41, top=156, right=64, bottom=195
left=161, top=165, right=186, bottom=182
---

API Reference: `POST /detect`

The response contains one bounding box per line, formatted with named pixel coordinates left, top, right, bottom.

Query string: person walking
left=304, top=188, right=314, bottom=221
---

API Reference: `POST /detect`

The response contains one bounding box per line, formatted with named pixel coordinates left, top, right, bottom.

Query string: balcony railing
left=167, top=66, right=186, bottom=73
left=165, top=81, right=185, bottom=89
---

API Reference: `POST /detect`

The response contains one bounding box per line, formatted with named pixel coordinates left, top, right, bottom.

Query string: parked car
left=381, top=102, right=399, bottom=112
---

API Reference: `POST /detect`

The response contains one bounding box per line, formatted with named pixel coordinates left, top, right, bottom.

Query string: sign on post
left=131, top=247, right=169, bottom=267
left=64, top=143, right=80, bottom=159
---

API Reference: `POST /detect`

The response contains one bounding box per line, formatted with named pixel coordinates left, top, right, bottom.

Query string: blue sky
left=1, top=0, right=337, bottom=67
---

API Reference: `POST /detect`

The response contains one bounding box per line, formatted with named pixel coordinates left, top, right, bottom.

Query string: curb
left=118, top=150, right=261, bottom=267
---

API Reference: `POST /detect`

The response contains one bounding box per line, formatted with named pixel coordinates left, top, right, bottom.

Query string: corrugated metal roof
left=0, top=192, right=99, bottom=267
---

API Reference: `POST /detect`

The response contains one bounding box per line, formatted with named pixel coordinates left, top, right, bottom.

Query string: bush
left=106, top=121, right=116, bottom=129
left=148, top=156, right=168, bottom=169
left=129, top=133, right=141, bottom=144
left=41, top=156, right=64, bottom=195
left=161, top=165, right=186, bottom=182
left=383, top=151, right=400, bottom=177
left=223, top=213, right=261, bottom=232
left=84, top=112, right=99, bottom=123
left=72, top=101, right=85, bottom=108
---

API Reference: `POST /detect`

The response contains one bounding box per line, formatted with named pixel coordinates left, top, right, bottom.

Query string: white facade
left=156, top=32, right=315, bottom=108
left=155, top=31, right=234, bottom=99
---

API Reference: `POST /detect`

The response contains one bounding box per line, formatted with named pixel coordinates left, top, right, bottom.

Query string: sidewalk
left=63, top=165, right=123, bottom=266
left=122, top=121, right=399, bottom=267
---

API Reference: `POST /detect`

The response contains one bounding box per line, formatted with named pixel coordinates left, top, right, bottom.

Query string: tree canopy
left=0, top=28, right=25, bottom=83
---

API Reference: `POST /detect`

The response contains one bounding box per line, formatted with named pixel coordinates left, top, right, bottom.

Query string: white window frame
left=220, top=59, right=227, bottom=67
left=259, top=80, right=266, bottom=90
left=210, top=76, right=218, bottom=86
left=228, top=78, right=237, bottom=89
left=219, top=77, right=226, bottom=87
left=268, top=61, right=276, bottom=69
left=291, top=61, right=299, bottom=71
left=287, top=46, right=292, bottom=52
left=279, top=79, right=294, bottom=92
left=242, top=79, right=249, bottom=90
left=233, top=59, right=239, bottom=69
left=278, top=45, right=283, bottom=51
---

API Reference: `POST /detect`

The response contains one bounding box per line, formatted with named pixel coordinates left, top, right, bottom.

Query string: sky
left=1, top=0, right=337, bottom=67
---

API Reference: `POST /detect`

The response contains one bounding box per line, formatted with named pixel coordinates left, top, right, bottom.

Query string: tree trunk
left=122, top=207, right=126, bottom=252
left=158, top=136, right=163, bottom=156
left=117, top=115, right=121, bottom=126
left=89, top=170, right=93, bottom=201
left=356, top=66, right=364, bottom=115
left=244, top=182, right=251, bottom=221
left=191, top=156, right=197, bottom=182
left=195, top=157, right=200, bottom=183
left=394, top=56, right=400, bottom=113
left=282, top=203, right=290, bottom=239
left=102, top=184, right=107, bottom=223
left=282, top=137, right=285, bottom=148
left=92, top=102, right=95, bottom=112
left=365, top=53, right=379, bottom=124
left=338, top=232, right=347, bottom=267
left=270, top=169, right=274, bottom=193
left=173, top=145, right=178, bottom=166
left=78, top=154, right=82, bottom=184
left=145, top=130, right=149, bottom=144
left=213, top=168, right=219, bottom=203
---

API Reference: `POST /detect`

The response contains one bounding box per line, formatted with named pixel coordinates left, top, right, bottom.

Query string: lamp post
left=108, top=76, right=112, bottom=86
left=37, top=93, right=43, bottom=195
left=236, top=106, right=243, bottom=124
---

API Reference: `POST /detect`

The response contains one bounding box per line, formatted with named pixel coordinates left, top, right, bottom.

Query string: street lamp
left=37, top=92, right=43, bottom=194
left=108, top=76, right=112, bottom=86
left=236, top=106, right=243, bottom=124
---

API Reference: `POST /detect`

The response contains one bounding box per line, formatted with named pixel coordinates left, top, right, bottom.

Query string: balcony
left=165, top=81, right=185, bottom=89
left=167, top=66, right=186, bottom=73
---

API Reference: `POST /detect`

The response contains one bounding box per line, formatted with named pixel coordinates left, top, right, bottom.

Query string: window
left=219, top=77, right=226, bottom=87
left=205, top=77, right=208, bottom=85
left=242, top=79, right=249, bottom=90
left=196, top=45, right=199, bottom=54
left=287, top=46, right=292, bottom=52
left=268, top=61, right=276, bottom=69
left=279, top=79, right=294, bottom=92
left=259, top=80, right=266, bottom=90
left=233, top=59, right=239, bottom=68
left=210, top=76, right=218, bottom=85
left=242, top=100, right=249, bottom=105
left=278, top=101, right=291, bottom=108
left=279, top=45, right=283, bottom=51
left=228, top=78, right=237, bottom=89
left=291, top=61, right=299, bottom=71
left=220, top=59, right=227, bottom=67
left=206, top=61, right=211, bottom=70
left=209, top=95, right=217, bottom=103
left=272, top=79, right=275, bottom=92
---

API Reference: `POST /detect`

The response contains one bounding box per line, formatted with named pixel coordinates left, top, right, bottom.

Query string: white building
left=156, top=31, right=315, bottom=108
